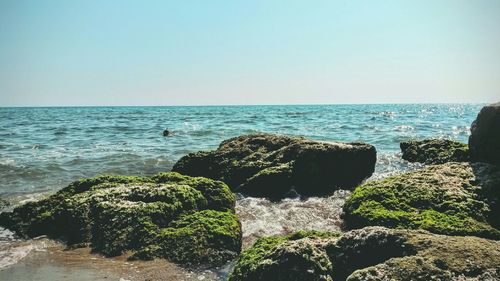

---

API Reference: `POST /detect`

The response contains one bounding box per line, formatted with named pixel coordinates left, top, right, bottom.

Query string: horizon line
left=0, top=101, right=490, bottom=109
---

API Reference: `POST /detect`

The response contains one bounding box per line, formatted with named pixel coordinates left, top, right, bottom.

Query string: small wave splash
left=236, top=190, right=350, bottom=247
left=0, top=227, right=48, bottom=269
left=371, top=152, right=423, bottom=181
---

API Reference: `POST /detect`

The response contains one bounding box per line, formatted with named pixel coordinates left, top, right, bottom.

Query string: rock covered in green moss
left=172, top=134, right=376, bottom=199
left=229, top=230, right=340, bottom=281
left=229, top=227, right=500, bottom=281
left=133, top=210, right=241, bottom=265
left=343, top=162, right=500, bottom=239
left=400, top=139, right=469, bottom=164
left=0, top=172, right=241, bottom=266
left=469, top=102, right=500, bottom=165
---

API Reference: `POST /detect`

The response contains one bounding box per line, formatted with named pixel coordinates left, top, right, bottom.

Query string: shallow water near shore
left=0, top=104, right=481, bottom=280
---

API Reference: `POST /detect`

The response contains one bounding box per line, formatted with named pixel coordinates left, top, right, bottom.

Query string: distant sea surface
left=0, top=104, right=484, bottom=280
left=0, top=104, right=481, bottom=198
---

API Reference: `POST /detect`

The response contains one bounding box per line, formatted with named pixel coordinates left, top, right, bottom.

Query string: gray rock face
left=228, top=227, right=500, bottom=281
left=469, top=102, right=500, bottom=165
left=172, top=134, right=377, bottom=199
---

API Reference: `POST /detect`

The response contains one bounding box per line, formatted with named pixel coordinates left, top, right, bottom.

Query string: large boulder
left=0, top=172, right=241, bottom=266
left=229, top=227, right=500, bottom=281
left=400, top=139, right=469, bottom=164
left=172, top=134, right=377, bottom=199
left=342, top=162, right=500, bottom=239
left=469, top=102, right=500, bottom=165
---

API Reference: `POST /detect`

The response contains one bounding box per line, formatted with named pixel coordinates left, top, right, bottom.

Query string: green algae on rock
left=172, top=134, right=376, bottom=199
left=0, top=172, right=241, bottom=266
left=229, top=226, right=500, bottom=281
left=400, top=139, right=469, bottom=164
left=133, top=210, right=241, bottom=265
left=342, top=162, right=500, bottom=239
left=229, top=230, right=340, bottom=281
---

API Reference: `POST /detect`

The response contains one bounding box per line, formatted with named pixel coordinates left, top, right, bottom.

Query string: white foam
left=370, top=153, right=423, bottom=181
left=394, top=125, right=414, bottom=131
left=236, top=190, right=350, bottom=246
left=16, top=192, right=50, bottom=205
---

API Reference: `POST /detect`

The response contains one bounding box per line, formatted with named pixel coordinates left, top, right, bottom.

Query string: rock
left=228, top=227, right=500, bottom=281
left=400, top=139, right=469, bottom=164
left=163, top=129, right=171, bottom=136
left=229, top=230, right=340, bottom=281
left=172, top=134, right=376, bottom=198
left=469, top=102, right=500, bottom=165
left=0, top=172, right=241, bottom=266
left=342, top=162, right=500, bottom=239
left=0, top=197, right=9, bottom=211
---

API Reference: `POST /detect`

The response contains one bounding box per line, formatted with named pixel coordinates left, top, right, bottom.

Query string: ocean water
left=0, top=104, right=483, bottom=280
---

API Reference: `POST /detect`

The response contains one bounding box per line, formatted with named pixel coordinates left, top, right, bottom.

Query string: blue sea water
left=0, top=104, right=482, bottom=198
left=0, top=103, right=486, bottom=279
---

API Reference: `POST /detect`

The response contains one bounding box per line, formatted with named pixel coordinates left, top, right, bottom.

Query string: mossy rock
left=400, top=139, right=469, bottom=164
left=229, top=230, right=340, bottom=281
left=469, top=101, right=500, bottom=165
left=133, top=210, right=241, bottom=265
left=236, top=163, right=294, bottom=199
left=173, top=134, right=376, bottom=199
left=229, top=227, right=500, bottom=281
left=0, top=172, right=241, bottom=266
left=342, top=162, right=500, bottom=239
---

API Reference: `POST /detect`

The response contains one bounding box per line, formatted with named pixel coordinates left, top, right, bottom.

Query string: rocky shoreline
left=1, top=102, right=499, bottom=280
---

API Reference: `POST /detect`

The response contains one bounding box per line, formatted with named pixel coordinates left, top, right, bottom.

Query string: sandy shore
left=0, top=239, right=229, bottom=281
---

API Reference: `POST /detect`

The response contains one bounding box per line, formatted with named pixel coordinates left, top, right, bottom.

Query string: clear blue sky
left=1, top=0, right=499, bottom=106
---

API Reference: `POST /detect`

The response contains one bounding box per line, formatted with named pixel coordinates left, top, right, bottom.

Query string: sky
left=0, top=0, right=499, bottom=106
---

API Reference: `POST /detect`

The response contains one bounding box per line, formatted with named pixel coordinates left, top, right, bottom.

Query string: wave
left=0, top=228, right=48, bottom=269
left=236, top=190, right=350, bottom=247
left=370, top=152, right=423, bottom=181
left=394, top=125, right=414, bottom=131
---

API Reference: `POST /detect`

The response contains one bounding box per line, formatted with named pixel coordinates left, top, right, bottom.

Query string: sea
left=0, top=104, right=483, bottom=280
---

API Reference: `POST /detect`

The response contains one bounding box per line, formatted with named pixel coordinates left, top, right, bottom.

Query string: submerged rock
left=342, top=162, right=500, bottom=239
left=469, top=102, right=500, bottom=165
left=228, top=227, right=500, bottom=281
left=400, top=139, right=469, bottom=164
left=0, top=172, right=241, bottom=266
left=172, top=134, right=376, bottom=198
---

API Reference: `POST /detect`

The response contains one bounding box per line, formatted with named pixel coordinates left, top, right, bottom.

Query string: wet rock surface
left=228, top=226, right=500, bottom=281
left=400, top=139, right=469, bottom=164
left=0, top=172, right=241, bottom=266
left=172, top=134, right=376, bottom=199
left=0, top=198, right=8, bottom=211
left=469, top=102, right=500, bottom=165
left=342, top=162, right=500, bottom=239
